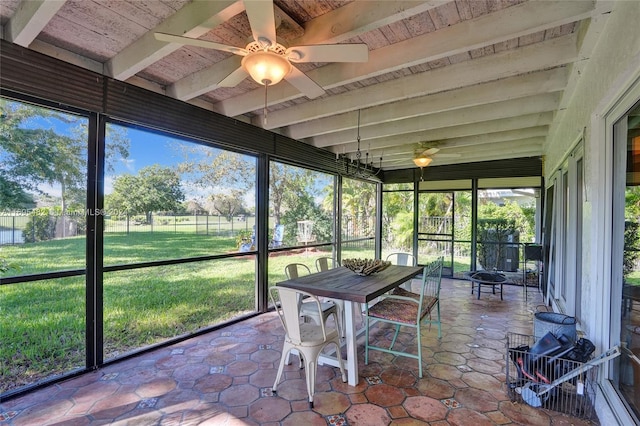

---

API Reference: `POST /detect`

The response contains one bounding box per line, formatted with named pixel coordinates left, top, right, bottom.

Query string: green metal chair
left=365, top=256, right=443, bottom=377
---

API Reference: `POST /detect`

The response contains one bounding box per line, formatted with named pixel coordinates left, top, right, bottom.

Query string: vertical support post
left=471, top=179, right=478, bottom=272
left=86, top=111, right=104, bottom=369
left=336, top=174, right=343, bottom=264
left=256, top=153, right=269, bottom=312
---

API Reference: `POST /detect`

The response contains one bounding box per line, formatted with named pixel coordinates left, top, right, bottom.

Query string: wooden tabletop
left=277, top=265, right=424, bottom=303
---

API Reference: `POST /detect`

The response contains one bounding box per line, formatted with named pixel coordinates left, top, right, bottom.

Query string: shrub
left=624, top=220, right=640, bottom=280
left=23, top=209, right=56, bottom=243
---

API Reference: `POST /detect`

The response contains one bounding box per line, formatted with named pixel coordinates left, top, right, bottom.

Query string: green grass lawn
left=0, top=233, right=365, bottom=394
left=0, top=234, right=463, bottom=395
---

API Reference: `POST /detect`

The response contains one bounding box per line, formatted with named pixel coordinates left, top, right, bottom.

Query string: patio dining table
left=277, top=264, right=424, bottom=385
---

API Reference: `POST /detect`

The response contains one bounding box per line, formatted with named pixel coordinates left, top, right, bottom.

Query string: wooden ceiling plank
left=6, top=0, right=66, bottom=47
left=292, top=0, right=448, bottom=45
left=215, top=0, right=593, bottom=117
left=106, top=0, right=243, bottom=81
left=285, top=67, right=568, bottom=140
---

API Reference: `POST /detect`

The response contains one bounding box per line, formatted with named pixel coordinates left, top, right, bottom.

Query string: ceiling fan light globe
left=413, top=156, right=432, bottom=168
left=242, top=51, right=291, bottom=86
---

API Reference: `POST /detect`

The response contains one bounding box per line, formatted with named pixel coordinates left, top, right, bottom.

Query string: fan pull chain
left=263, top=84, right=268, bottom=126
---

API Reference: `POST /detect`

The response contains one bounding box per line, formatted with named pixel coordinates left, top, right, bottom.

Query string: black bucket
left=533, top=312, right=577, bottom=343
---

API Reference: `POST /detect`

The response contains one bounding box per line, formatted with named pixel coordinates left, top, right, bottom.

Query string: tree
left=0, top=173, right=35, bottom=209
left=184, top=200, right=205, bottom=215
left=105, top=165, right=185, bottom=223
left=1, top=100, right=129, bottom=232
left=341, top=178, right=377, bottom=237
left=208, top=191, right=246, bottom=221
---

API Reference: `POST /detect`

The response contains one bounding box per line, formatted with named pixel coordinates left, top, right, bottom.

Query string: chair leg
left=331, top=340, right=348, bottom=383
left=389, top=324, right=401, bottom=350
left=417, top=323, right=423, bottom=378
left=304, top=356, right=317, bottom=408
left=436, top=302, right=442, bottom=339
left=365, top=313, right=370, bottom=365
left=273, top=345, right=292, bottom=393
left=333, top=305, right=344, bottom=338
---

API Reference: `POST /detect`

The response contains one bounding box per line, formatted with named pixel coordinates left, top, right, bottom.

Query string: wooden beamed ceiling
left=0, top=0, right=612, bottom=170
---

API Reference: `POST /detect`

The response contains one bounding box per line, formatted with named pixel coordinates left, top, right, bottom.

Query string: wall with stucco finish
left=542, top=2, right=640, bottom=424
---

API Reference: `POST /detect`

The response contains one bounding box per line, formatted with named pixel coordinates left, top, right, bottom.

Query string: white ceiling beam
left=284, top=67, right=568, bottom=140
left=106, top=0, right=243, bottom=81
left=333, top=113, right=553, bottom=154
left=168, top=56, right=243, bottom=100
left=392, top=144, right=544, bottom=168
left=170, top=0, right=439, bottom=102
left=215, top=0, right=593, bottom=117
left=266, top=33, right=578, bottom=134
left=367, top=127, right=549, bottom=158
left=431, top=147, right=544, bottom=166
left=547, top=0, right=614, bottom=146
left=310, top=92, right=560, bottom=148
left=384, top=136, right=545, bottom=159
left=342, top=128, right=548, bottom=167
left=5, top=0, right=66, bottom=47
left=27, top=39, right=103, bottom=73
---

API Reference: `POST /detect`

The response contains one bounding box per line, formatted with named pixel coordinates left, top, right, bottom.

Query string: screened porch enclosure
left=0, top=93, right=543, bottom=400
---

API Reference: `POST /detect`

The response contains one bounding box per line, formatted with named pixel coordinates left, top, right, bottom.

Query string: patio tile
left=365, top=384, right=405, bottom=407
left=0, top=279, right=599, bottom=426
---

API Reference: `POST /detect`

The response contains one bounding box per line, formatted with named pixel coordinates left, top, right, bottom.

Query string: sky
left=3, top=99, right=331, bottom=210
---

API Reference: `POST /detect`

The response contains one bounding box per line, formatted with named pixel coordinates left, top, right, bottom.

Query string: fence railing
left=0, top=213, right=256, bottom=245
left=0, top=213, right=376, bottom=246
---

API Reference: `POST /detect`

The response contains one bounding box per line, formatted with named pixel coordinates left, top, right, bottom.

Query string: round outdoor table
left=464, top=271, right=506, bottom=300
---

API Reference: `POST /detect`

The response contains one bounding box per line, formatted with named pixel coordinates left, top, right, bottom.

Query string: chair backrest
left=271, top=224, right=285, bottom=247
left=285, top=263, right=311, bottom=280
left=315, top=256, right=337, bottom=272
left=386, top=252, right=417, bottom=266
left=270, top=286, right=327, bottom=344
left=422, top=256, right=444, bottom=300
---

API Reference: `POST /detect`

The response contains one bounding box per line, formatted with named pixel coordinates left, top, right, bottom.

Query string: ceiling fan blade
left=284, top=66, right=325, bottom=99
left=154, top=33, right=247, bottom=55
left=433, top=153, right=461, bottom=158
left=422, top=147, right=440, bottom=156
left=218, top=67, right=249, bottom=87
left=244, top=0, right=277, bottom=46
left=286, top=44, right=369, bottom=63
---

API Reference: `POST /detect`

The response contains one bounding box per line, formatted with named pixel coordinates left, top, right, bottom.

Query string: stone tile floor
left=0, top=279, right=598, bottom=425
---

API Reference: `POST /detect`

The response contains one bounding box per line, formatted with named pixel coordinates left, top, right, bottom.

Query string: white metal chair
left=315, top=256, right=353, bottom=334
left=386, top=252, right=418, bottom=291
left=284, top=263, right=341, bottom=336
left=270, top=286, right=347, bottom=408
left=365, top=256, right=443, bottom=378
left=386, top=252, right=417, bottom=267
left=315, top=256, right=337, bottom=272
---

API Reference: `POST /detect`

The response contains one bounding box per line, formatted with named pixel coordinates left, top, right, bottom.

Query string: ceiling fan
left=154, top=0, right=369, bottom=100
left=413, top=147, right=440, bottom=168
left=412, top=147, right=461, bottom=167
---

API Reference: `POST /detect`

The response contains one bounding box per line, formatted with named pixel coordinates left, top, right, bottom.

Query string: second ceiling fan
left=155, top=0, right=369, bottom=99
